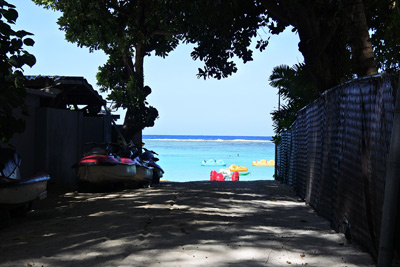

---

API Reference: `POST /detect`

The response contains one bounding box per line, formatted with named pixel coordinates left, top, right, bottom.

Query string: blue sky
left=14, top=1, right=303, bottom=137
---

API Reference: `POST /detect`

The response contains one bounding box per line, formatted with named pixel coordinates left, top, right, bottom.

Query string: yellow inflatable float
left=252, top=159, right=275, bottom=167
left=228, top=164, right=248, bottom=172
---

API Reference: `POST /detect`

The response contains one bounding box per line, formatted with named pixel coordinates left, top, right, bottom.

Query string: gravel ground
left=0, top=180, right=375, bottom=266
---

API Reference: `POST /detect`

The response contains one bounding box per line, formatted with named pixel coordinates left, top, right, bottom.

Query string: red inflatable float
left=232, top=171, right=239, bottom=181
left=210, top=170, right=217, bottom=181
left=210, top=170, right=240, bottom=181
left=216, top=173, right=225, bottom=181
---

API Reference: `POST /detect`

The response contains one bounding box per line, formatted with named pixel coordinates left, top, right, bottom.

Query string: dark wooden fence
left=276, top=74, right=400, bottom=263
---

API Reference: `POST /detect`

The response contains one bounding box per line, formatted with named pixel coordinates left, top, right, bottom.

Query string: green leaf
left=23, top=38, right=35, bottom=46
left=8, top=55, right=20, bottom=67
left=8, top=53, right=35, bottom=68
left=15, top=30, right=33, bottom=38
left=22, top=52, right=36, bottom=67
left=0, top=20, right=12, bottom=35
left=2, top=8, right=18, bottom=23
left=0, top=1, right=15, bottom=9
left=10, top=38, right=23, bottom=52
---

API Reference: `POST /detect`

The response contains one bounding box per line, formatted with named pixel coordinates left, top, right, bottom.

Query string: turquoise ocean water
left=142, top=135, right=276, bottom=182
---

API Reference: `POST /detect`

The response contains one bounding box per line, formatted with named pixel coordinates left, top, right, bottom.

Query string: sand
left=0, top=180, right=375, bottom=266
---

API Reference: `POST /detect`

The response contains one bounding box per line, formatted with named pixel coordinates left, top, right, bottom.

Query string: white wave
left=230, top=139, right=272, bottom=143
left=143, top=138, right=272, bottom=143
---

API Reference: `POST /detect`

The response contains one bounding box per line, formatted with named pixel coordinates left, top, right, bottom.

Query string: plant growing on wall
left=0, top=0, right=36, bottom=144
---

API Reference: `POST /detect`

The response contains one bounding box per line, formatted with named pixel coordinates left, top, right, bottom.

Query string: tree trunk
left=260, top=0, right=377, bottom=91
left=120, top=0, right=147, bottom=148
left=297, top=22, right=350, bottom=92
left=260, top=0, right=351, bottom=92
left=121, top=44, right=146, bottom=148
left=343, top=0, right=378, bottom=77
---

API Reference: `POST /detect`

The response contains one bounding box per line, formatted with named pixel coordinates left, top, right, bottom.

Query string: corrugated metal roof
left=23, top=75, right=106, bottom=111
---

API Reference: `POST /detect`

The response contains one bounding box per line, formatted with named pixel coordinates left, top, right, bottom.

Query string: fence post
left=377, top=75, right=400, bottom=266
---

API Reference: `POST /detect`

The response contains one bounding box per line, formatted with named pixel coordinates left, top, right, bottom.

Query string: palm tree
left=269, top=63, right=320, bottom=134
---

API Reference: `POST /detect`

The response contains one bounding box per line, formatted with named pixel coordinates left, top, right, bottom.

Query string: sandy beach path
left=0, top=180, right=374, bottom=266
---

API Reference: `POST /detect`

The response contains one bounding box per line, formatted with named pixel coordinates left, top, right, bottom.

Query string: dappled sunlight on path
left=0, top=181, right=374, bottom=266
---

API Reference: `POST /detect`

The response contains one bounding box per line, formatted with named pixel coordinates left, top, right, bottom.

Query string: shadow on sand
left=0, top=180, right=374, bottom=266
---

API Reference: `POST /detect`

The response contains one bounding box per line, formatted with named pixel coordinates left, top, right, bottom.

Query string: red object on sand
left=210, top=170, right=217, bottom=181
left=216, top=173, right=225, bottom=181
left=232, top=171, right=239, bottom=181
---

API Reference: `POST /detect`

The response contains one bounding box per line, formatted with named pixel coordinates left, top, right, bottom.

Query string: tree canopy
left=367, top=0, right=400, bottom=72
left=0, top=0, right=36, bottom=144
left=262, top=0, right=399, bottom=133
left=33, top=0, right=400, bottom=140
left=33, top=0, right=264, bottom=146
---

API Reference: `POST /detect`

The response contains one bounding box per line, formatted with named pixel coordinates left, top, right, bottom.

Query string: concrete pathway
left=0, top=181, right=375, bottom=266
